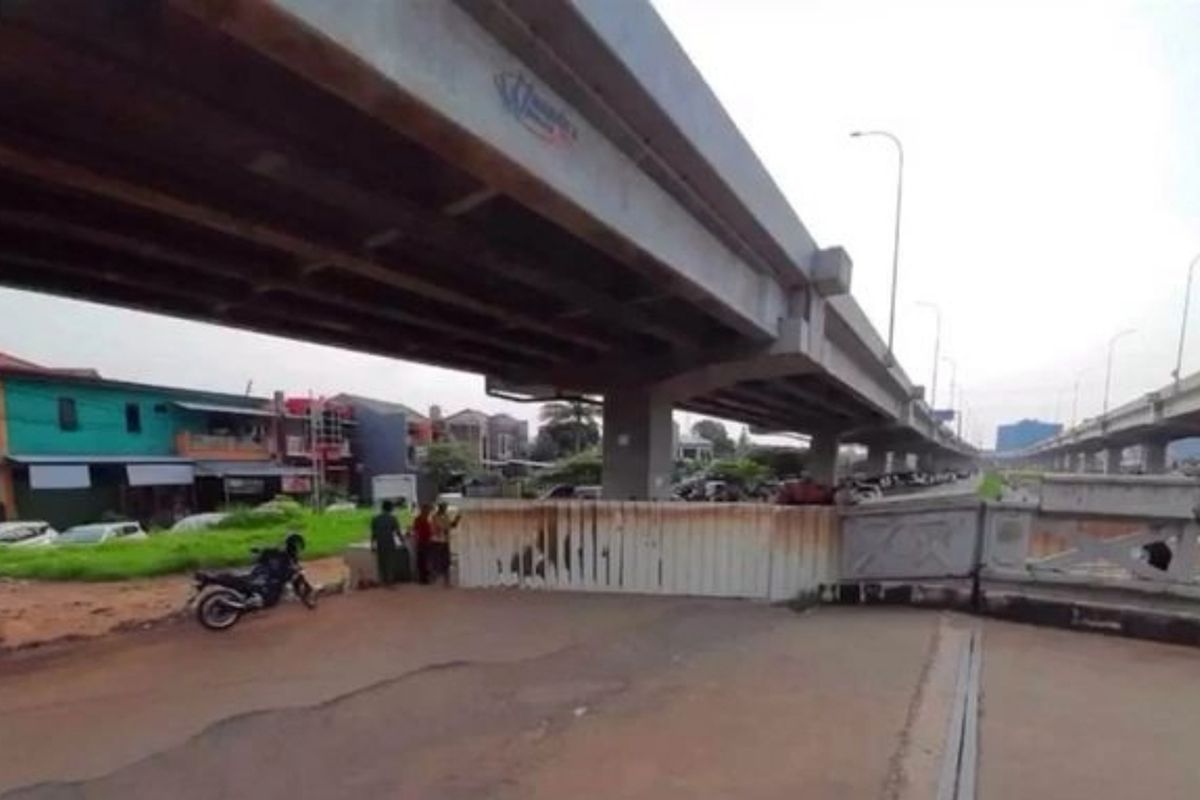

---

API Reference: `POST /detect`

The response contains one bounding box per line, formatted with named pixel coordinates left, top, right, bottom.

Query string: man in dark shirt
left=370, top=500, right=401, bottom=586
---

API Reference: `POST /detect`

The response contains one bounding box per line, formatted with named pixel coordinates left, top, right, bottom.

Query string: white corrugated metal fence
left=453, top=500, right=838, bottom=602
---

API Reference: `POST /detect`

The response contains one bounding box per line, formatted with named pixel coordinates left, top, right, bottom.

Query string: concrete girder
left=219, top=0, right=786, bottom=341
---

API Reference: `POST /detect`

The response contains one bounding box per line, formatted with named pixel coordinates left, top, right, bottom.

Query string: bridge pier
left=864, top=445, right=888, bottom=476
left=601, top=388, right=673, bottom=500
left=809, top=431, right=841, bottom=485
left=1141, top=440, right=1169, bottom=475
left=1104, top=445, right=1124, bottom=475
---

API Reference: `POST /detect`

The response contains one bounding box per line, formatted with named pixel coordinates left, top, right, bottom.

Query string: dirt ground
left=0, top=558, right=348, bottom=649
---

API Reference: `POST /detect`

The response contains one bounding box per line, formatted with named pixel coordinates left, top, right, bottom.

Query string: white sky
left=1, top=0, right=1197, bottom=448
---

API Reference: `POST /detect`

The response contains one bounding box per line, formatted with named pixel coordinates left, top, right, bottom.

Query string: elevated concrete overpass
left=0, top=0, right=973, bottom=497
left=1016, top=370, right=1200, bottom=474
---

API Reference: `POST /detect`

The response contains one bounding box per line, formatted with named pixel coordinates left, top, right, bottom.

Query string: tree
left=422, top=441, right=476, bottom=493
left=537, top=449, right=603, bottom=488
left=746, top=445, right=808, bottom=479
left=691, top=418, right=735, bottom=458
left=539, top=401, right=601, bottom=456
left=706, top=457, right=770, bottom=489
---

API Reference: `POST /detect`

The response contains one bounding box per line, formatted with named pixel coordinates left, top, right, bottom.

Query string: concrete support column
left=916, top=450, right=936, bottom=473
left=1074, top=451, right=1089, bottom=473
left=1142, top=440, right=1168, bottom=475
left=1104, top=445, right=1124, bottom=475
left=601, top=388, right=673, bottom=500
left=865, top=445, right=888, bottom=476
left=809, top=431, right=841, bottom=485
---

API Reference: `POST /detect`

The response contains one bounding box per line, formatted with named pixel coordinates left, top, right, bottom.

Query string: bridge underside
left=0, top=2, right=755, bottom=376
left=0, top=2, right=910, bottom=435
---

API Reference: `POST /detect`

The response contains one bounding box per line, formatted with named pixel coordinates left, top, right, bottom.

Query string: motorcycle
left=192, top=533, right=318, bottom=631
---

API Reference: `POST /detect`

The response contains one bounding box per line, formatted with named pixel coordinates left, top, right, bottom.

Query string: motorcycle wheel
left=196, top=588, right=243, bottom=631
left=295, top=577, right=319, bottom=610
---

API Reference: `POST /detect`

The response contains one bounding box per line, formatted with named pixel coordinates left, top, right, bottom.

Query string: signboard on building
left=932, top=409, right=956, bottom=423
left=226, top=477, right=266, bottom=495
left=281, top=475, right=313, bottom=494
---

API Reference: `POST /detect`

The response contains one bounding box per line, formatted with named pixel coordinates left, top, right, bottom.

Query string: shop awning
left=6, top=455, right=191, bottom=465
left=173, top=401, right=276, bottom=418
left=29, top=464, right=90, bottom=490
left=127, top=463, right=196, bottom=486
left=194, top=461, right=314, bottom=478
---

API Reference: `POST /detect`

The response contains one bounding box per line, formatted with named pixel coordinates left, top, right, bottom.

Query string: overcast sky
left=1, top=0, right=1197, bottom=448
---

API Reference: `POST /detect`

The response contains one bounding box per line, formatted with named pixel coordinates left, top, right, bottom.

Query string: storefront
left=5, top=455, right=196, bottom=529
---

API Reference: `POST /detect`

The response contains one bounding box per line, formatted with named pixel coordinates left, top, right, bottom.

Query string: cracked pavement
left=0, top=589, right=936, bottom=799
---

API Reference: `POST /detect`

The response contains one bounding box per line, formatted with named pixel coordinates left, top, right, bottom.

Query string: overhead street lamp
left=850, top=129, right=904, bottom=361
left=1103, top=328, right=1136, bottom=416
left=916, top=301, right=942, bottom=408
left=1172, top=252, right=1200, bottom=389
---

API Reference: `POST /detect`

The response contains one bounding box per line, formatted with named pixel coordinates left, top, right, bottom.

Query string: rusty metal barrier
left=452, top=500, right=838, bottom=602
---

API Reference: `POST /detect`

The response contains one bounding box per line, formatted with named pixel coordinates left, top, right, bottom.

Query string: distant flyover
left=1013, top=370, right=1200, bottom=474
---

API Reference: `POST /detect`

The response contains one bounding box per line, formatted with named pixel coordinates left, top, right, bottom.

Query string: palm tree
left=539, top=401, right=601, bottom=454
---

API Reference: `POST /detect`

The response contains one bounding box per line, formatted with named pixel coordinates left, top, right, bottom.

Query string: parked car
left=57, top=521, right=148, bottom=544
left=0, top=521, right=59, bottom=547
left=170, top=512, right=230, bottom=533
left=537, top=484, right=601, bottom=500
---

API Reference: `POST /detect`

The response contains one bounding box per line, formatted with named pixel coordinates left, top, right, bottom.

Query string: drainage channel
left=937, top=626, right=981, bottom=800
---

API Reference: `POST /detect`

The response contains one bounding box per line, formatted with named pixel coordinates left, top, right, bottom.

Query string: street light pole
left=1103, top=328, right=1136, bottom=416
left=1172, top=253, right=1200, bottom=389
left=917, top=301, right=942, bottom=408
left=1071, top=373, right=1082, bottom=428
left=940, top=354, right=958, bottom=433
left=850, top=130, right=904, bottom=361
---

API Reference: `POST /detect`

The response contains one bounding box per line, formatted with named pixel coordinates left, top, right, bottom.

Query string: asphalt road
left=2, top=589, right=1198, bottom=799
left=0, top=590, right=938, bottom=799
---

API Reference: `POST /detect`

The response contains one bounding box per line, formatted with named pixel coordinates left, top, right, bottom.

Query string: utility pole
left=309, top=392, right=323, bottom=511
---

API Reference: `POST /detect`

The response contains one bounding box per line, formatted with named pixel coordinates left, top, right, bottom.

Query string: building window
left=125, top=403, right=142, bottom=434
left=58, top=397, right=78, bottom=431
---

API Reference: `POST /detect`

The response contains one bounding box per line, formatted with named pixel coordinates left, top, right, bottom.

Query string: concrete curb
left=826, top=580, right=1200, bottom=649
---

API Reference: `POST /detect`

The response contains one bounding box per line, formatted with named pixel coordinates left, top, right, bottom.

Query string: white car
left=0, top=521, right=59, bottom=547
left=57, top=521, right=148, bottom=544
left=170, top=512, right=229, bottom=533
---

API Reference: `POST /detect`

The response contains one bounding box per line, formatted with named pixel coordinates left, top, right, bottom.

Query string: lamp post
left=940, top=354, right=958, bottom=434
left=1103, top=328, right=1136, bottom=416
left=850, top=129, right=904, bottom=361
left=1071, top=372, right=1083, bottom=428
left=917, top=301, right=942, bottom=408
left=1172, top=253, right=1200, bottom=389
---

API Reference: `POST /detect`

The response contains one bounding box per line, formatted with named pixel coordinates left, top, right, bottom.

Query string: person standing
left=370, top=500, right=401, bottom=586
left=411, top=503, right=434, bottom=584
left=429, top=501, right=460, bottom=587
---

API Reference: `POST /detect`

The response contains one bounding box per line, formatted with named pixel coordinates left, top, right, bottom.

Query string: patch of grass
left=0, top=509, right=411, bottom=582
left=978, top=471, right=1005, bottom=501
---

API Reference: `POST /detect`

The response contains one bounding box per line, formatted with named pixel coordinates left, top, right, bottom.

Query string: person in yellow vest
left=428, top=501, right=460, bottom=586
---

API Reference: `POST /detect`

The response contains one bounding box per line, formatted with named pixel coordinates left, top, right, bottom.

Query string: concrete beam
left=242, top=0, right=785, bottom=340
